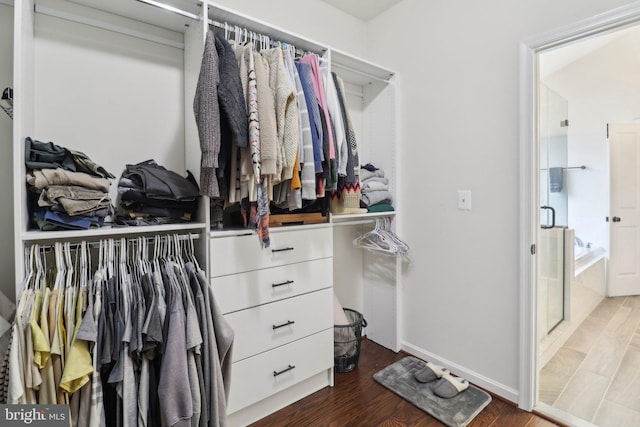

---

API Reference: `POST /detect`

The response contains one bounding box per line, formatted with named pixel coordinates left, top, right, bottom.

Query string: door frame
left=518, top=1, right=640, bottom=412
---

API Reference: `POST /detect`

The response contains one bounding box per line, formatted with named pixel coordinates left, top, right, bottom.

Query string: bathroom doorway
left=532, top=19, right=640, bottom=427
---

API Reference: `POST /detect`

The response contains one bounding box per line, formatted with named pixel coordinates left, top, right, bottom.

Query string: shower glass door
left=538, top=84, right=568, bottom=336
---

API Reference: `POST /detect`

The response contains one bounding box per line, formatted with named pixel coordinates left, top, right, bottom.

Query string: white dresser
left=210, top=225, right=334, bottom=425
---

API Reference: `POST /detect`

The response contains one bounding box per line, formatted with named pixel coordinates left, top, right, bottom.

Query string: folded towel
left=549, top=167, right=563, bottom=192
left=367, top=203, right=394, bottom=213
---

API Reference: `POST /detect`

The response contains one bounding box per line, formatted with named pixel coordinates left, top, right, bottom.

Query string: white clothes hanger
left=80, top=241, right=88, bottom=290
left=64, top=242, right=74, bottom=290
left=188, top=233, right=200, bottom=271
left=33, top=244, right=43, bottom=292
left=353, top=218, right=410, bottom=257
left=379, top=217, right=410, bottom=254
left=54, top=242, right=64, bottom=291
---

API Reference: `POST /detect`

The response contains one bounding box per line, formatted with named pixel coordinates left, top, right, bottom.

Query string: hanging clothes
left=7, top=237, right=234, bottom=427
left=194, top=30, right=222, bottom=198
left=301, top=54, right=336, bottom=187
left=213, top=32, right=249, bottom=202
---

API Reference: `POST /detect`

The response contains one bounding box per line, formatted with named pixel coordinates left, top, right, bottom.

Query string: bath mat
left=373, top=356, right=492, bottom=427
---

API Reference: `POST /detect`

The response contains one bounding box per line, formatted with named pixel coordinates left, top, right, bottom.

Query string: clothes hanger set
left=22, top=234, right=200, bottom=294
left=353, top=217, right=410, bottom=257
left=221, top=21, right=312, bottom=59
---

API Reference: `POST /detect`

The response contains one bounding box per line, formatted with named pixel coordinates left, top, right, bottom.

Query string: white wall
left=0, top=4, right=14, bottom=302
left=365, top=0, right=636, bottom=397
left=33, top=13, right=185, bottom=206
left=211, top=0, right=368, bottom=58
left=543, top=28, right=640, bottom=252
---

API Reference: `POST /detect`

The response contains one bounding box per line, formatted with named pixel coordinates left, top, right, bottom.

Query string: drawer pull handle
left=273, top=320, right=295, bottom=330
left=273, top=365, right=296, bottom=377
left=272, top=247, right=294, bottom=253
left=272, top=280, right=294, bottom=288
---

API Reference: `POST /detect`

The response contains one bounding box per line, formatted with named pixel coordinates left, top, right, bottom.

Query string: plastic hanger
left=353, top=218, right=410, bottom=257
left=22, top=245, right=35, bottom=292
left=379, top=217, right=410, bottom=254
left=64, top=242, right=74, bottom=290
left=53, top=243, right=63, bottom=291
left=79, top=241, right=88, bottom=290
left=188, top=233, right=201, bottom=271
left=33, top=244, right=43, bottom=292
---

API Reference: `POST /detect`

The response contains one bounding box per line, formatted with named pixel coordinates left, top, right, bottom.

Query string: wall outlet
left=458, top=190, right=472, bottom=210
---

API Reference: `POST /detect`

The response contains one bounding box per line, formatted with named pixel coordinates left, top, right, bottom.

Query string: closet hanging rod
left=331, top=62, right=392, bottom=84
left=540, top=165, right=586, bottom=171
left=135, top=0, right=326, bottom=55
left=136, top=0, right=236, bottom=30
left=26, top=233, right=201, bottom=251
left=134, top=0, right=199, bottom=20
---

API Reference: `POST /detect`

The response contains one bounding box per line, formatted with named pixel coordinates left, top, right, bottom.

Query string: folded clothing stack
left=25, top=137, right=115, bottom=231
left=117, top=160, right=200, bottom=225
left=359, top=164, right=394, bottom=212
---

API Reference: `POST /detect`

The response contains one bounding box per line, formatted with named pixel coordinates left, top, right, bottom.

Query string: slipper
left=432, top=373, right=469, bottom=398
left=414, top=362, right=449, bottom=383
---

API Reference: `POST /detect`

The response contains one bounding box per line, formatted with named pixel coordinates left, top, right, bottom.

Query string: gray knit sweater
left=194, top=30, right=221, bottom=197
left=214, top=32, right=248, bottom=200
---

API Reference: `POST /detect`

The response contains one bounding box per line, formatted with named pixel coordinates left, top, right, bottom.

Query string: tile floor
left=539, top=295, right=640, bottom=426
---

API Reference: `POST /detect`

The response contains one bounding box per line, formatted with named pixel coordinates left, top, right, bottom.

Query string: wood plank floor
left=251, top=338, right=559, bottom=427
left=539, top=295, right=640, bottom=426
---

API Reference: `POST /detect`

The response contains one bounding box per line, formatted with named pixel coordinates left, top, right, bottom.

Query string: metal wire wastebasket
left=334, top=309, right=367, bottom=373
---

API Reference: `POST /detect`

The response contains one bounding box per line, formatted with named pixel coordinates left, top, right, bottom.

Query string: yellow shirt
left=59, top=289, right=93, bottom=394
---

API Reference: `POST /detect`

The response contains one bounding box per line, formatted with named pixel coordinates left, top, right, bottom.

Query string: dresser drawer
left=212, top=258, right=333, bottom=314
left=210, top=227, right=332, bottom=277
left=225, top=288, right=332, bottom=362
left=227, top=328, right=333, bottom=414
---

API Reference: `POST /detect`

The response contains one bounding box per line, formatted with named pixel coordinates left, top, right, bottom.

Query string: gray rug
left=373, top=356, right=492, bottom=427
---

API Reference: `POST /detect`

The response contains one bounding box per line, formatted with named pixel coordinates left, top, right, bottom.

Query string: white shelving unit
left=12, top=0, right=210, bottom=297
left=9, top=0, right=401, bottom=424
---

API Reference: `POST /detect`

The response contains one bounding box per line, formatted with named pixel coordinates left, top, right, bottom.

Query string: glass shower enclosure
left=538, top=84, right=568, bottom=337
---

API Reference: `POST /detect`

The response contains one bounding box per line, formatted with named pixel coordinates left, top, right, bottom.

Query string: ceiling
left=540, top=25, right=639, bottom=78
left=320, top=0, right=403, bottom=21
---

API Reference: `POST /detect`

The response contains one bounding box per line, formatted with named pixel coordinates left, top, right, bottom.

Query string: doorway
left=519, top=3, right=640, bottom=426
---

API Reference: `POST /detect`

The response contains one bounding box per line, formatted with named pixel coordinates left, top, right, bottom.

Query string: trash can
left=334, top=308, right=367, bottom=373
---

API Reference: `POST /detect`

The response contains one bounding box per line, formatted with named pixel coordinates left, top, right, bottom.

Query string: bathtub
left=573, top=240, right=606, bottom=277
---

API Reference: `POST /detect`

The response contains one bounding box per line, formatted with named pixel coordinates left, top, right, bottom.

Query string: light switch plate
left=458, top=190, right=471, bottom=210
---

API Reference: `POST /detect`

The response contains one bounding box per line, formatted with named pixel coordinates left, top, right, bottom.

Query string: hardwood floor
left=539, top=295, right=640, bottom=426
left=251, top=338, right=559, bottom=427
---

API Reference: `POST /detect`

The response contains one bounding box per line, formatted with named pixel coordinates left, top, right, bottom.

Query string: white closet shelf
left=66, top=0, right=199, bottom=33
left=329, top=211, right=396, bottom=225
left=21, top=222, right=207, bottom=241
left=331, top=48, right=395, bottom=85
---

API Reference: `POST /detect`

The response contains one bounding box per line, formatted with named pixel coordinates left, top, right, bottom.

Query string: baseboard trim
left=401, top=341, right=519, bottom=403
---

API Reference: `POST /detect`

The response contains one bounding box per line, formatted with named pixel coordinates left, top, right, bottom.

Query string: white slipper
left=414, top=362, right=449, bottom=383
left=432, top=373, right=469, bottom=398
